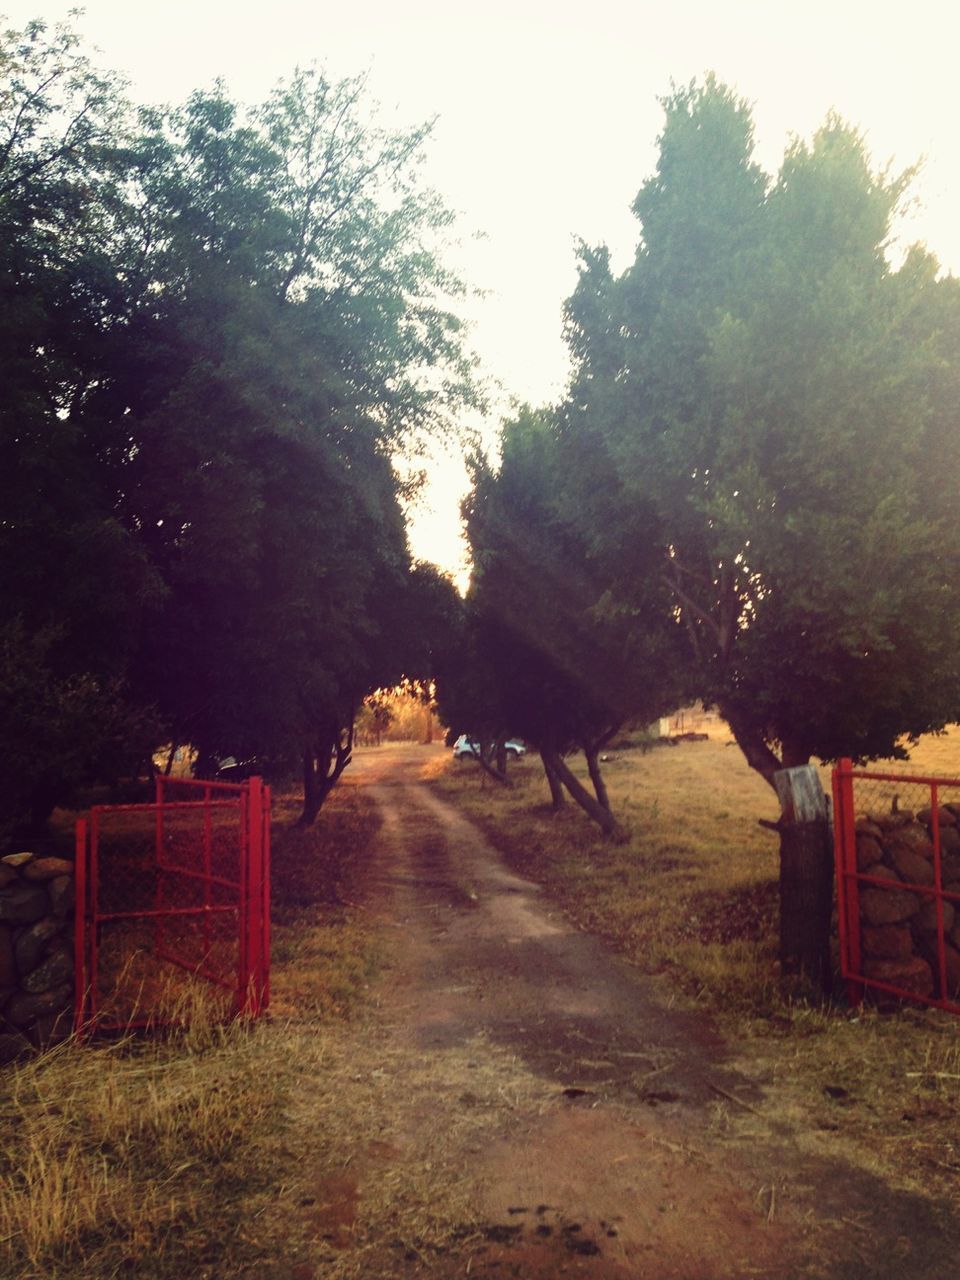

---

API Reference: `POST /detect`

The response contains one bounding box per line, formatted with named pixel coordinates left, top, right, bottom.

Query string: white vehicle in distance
left=452, top=735, right=527, bottom=762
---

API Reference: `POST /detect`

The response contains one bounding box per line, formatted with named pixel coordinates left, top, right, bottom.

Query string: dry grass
left=0, top=779, right=387, bottom=1280
left=436, top=735, right=780, bottom=999
left=871, top=726, right=960, bottom=778
left=267, top=784, right=384, bottom=1021
left=434, top=728, right=960, bottom=1201
left=0, top=1014, right=543, bottom=1280
left=0, top=1011, right=279, bottom=1277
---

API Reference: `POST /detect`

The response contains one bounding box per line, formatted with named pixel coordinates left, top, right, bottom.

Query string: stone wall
left=0, top=852, right=75, bottom=1063
left=855, top=805, right=960, bottom=1000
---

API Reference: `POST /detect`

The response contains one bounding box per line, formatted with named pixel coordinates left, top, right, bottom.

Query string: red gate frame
left=74, top=775, right=270, bottom=1033
left=833, top=757, right=960, bottom=1013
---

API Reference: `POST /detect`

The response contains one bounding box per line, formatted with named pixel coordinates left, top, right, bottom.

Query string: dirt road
left=287, top=745, right=960, bottom=1279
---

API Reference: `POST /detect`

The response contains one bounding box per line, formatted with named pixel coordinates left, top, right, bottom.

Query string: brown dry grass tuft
left=268, top=782, right=384, bottom=1021
left=0, top=1015, right=276, bottom=1277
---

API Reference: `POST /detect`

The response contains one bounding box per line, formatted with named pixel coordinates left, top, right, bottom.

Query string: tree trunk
left=299, top=716, right=355, bottom=826
left=721, top=705, right=781, bottom=785
left=164, top=742, right=178, bottom=776
left=301, top=745, right=321, bottom=826
left=584, top=744, right=611, bottom=812
left=496, top=736, right=507, bottom=776
left=541, top=747, right=624, bottom=839
left=719, top=707, right=835, bottom=995
left=475, top=741, right=509, bottom=786
left=778, top=819, right=834, bottom=993
left=541, top=753, right=565, bottom=809
left=193, top=748, right=217, bottom=780
left=774, top=765, right=834, bottom=993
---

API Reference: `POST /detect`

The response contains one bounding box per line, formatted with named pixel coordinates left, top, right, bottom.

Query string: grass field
left=433, top=727, right=960, bottom=1203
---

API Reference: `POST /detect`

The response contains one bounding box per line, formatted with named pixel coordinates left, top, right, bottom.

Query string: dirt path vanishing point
left=288, top=745, right=960, bottom=1280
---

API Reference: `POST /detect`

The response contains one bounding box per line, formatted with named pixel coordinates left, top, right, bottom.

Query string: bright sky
left=8, top=1, right=960, bottom=580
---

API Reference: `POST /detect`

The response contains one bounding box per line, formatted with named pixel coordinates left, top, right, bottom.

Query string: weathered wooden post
left=774, top=764, right=834, bottom=994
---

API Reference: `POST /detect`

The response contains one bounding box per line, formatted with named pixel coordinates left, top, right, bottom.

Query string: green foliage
left=439, top=405, right=686, bottom=826
left=0, top=622, right=158, bottom=838
left=465, top=408, right=679, bottom=745
left=565, top=77, right=960, bottom=778
left=0, top=17, right=476, bottom=829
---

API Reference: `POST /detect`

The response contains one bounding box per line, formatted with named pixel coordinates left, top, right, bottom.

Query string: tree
left=564, top=76, right=960, bottom=982
left=447, top=407, right=685, bottom=836
left=0, top=19, right=478, bottom=831
left=0, top=18, right=159, bottom=832
left=356, top=694, right=394, bottom=746
left=121, top=79, right=476, bottom=821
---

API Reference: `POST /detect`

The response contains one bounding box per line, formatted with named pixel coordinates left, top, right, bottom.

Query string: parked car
left=452, top=735, right=526, bottom=761
left=213, top=756, right=260, bottom=781
left=213, top=755, right=289, bottom=782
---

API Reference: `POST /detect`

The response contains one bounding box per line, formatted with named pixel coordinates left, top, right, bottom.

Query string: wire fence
left=833, top=759, right=960, bottom=1012
left=75, top=776, right=269, bottom=1033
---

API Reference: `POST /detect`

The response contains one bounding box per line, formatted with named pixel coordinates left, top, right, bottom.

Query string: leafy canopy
left=0, top=16, right=477, bottom=831
left=565, top=76, right=960, bottom=780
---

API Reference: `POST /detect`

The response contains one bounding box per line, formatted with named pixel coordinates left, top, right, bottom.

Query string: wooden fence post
left=775, top=764, right=834, bottom=993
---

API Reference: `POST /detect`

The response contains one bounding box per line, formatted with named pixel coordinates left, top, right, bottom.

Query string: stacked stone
left=856, top=805, right=960, bottom=1001
left=0, top=851, right=75, bottom=1063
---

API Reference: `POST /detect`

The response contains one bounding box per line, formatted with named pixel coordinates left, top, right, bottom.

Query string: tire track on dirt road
left=308, top=745, right=960, bottom=1279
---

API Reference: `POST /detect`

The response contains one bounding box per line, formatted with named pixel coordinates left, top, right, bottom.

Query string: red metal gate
left=833, top=758, right=960, bottom=1013
left=74, top=774, right=270, bottom=1033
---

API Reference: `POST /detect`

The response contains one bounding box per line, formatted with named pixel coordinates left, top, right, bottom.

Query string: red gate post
left=89, top=808, right=101, bottom=1024
left=202, top=783, right=213, bottom=967
left=245, top=777, right=264, bottom=1016
left=154, top=775, right=165, bottom=961
left=237, top=787, right=250, bottom=1015
left=262, top=784, right=271, bottom=1012
left=930, top=782, right=949, bottom=1000
left=73, top=818, right=88, bottom=1034
left=833, top=758, right=863, bottom=1006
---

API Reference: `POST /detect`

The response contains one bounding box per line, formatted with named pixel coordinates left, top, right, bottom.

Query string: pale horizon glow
left=8, top=1, right=960, bottom=578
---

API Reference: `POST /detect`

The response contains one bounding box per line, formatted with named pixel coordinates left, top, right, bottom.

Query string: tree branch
left=721, top=703, right=783, bottom=790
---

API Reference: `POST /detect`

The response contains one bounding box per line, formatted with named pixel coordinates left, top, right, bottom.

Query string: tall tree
left=0, top=19, right=478, bottom=832
left=565, top=77, right=960, bottom=981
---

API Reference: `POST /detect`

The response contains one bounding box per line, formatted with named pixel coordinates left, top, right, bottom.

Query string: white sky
left=8, top=1, right=960, bottom=580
